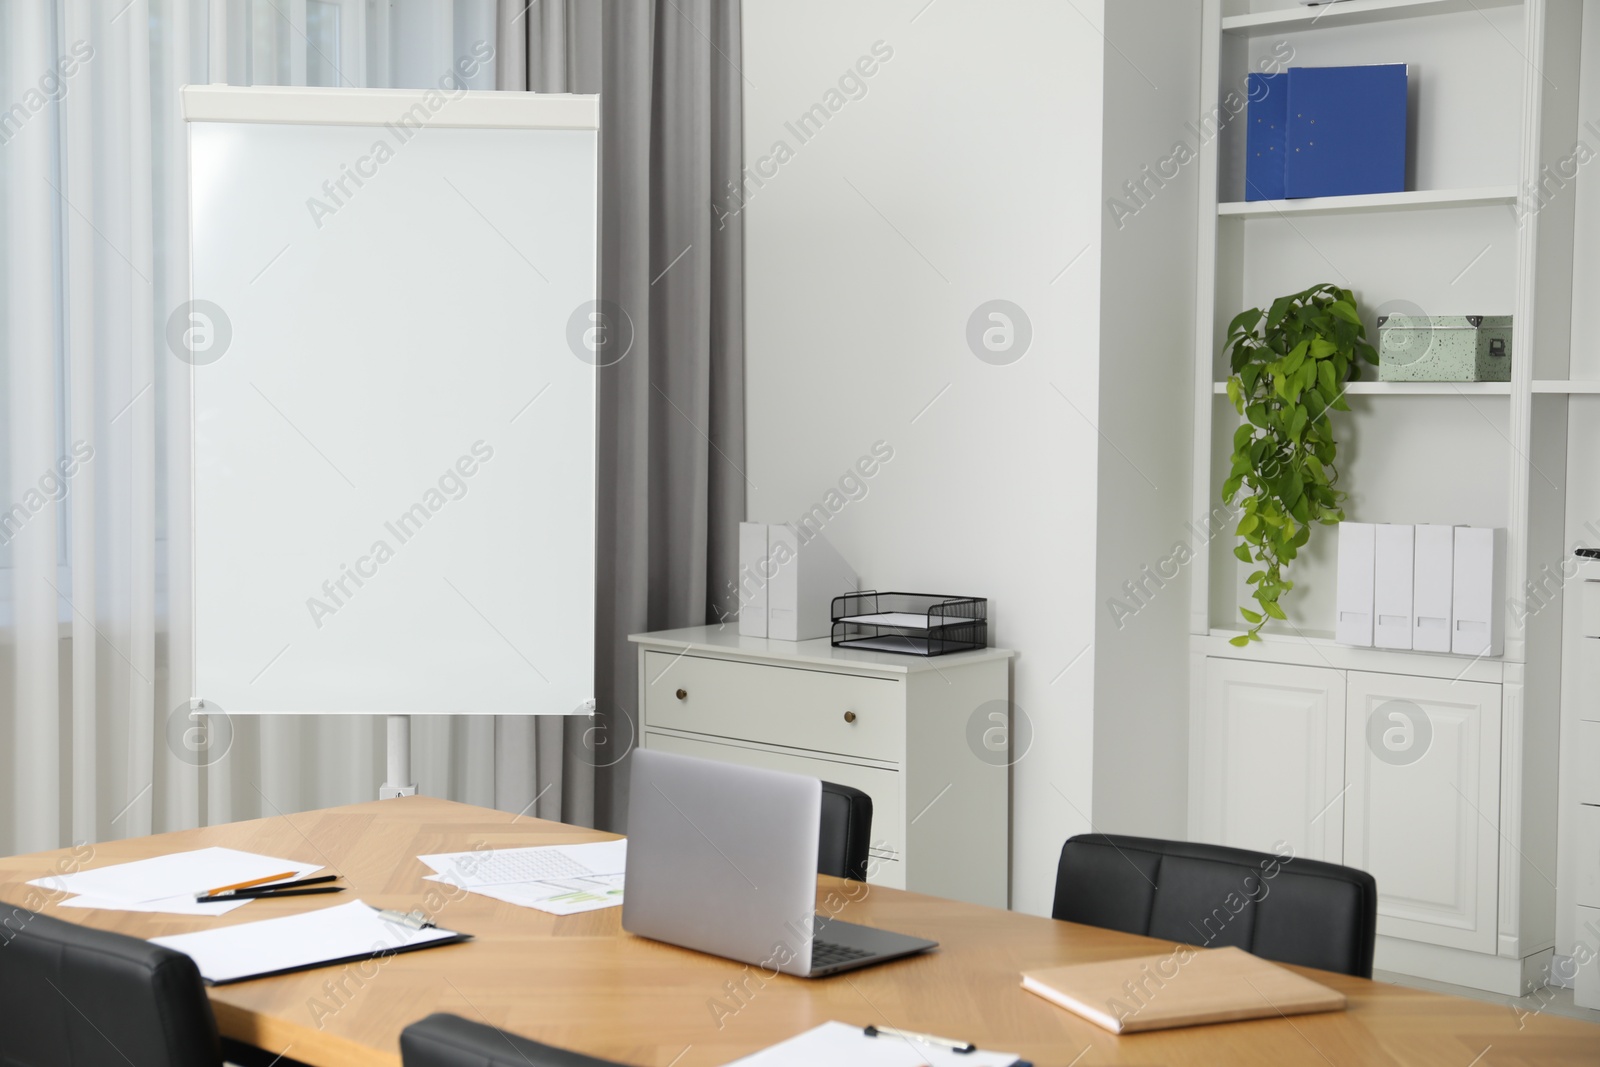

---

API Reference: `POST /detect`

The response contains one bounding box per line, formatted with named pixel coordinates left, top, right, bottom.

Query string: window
left=227, top=0, right=498, bottom=90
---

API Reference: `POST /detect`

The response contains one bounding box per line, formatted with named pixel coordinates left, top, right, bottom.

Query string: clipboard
left=151, top=899, right=471, bottom=985
left=724, top=1022, right=1028, bottom=1066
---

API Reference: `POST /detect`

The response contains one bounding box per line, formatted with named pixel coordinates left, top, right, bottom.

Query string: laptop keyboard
left=811, top=939, right=875, bottom=969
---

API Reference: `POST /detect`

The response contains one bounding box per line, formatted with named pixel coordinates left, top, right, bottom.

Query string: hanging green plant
left=1221, top=283, right=1376, bottom=646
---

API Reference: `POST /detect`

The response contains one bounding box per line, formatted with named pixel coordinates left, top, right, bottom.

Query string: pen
left=201, top=885, right=346, bottom=902
left=195, top=874, right=341, bottom=901
left=199, top=870, right=299, bottom=898
left=863, top=1024, right=976, bottom=1054
left=373, top=907, right=436, bottom=930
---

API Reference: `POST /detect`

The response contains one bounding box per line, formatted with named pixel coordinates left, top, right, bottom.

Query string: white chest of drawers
left=630, top=626, right=1016, bottom=908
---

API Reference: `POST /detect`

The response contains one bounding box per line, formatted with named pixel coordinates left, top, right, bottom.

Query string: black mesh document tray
left=830, top=591, right=987, bottom=656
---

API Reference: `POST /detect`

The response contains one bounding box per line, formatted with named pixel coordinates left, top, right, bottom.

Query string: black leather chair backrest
left=401, top=1013, right=625, bottom=1067
left=1052, top=834, right=1378, bottom=978
left=0, top=907, right=221, bottom=1067
left=818, top=780, right=872, bottom=881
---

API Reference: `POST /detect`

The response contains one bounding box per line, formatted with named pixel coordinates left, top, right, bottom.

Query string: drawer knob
left=675, top=688, right=688, bottom=701
left=843, top=710, right=857, bottom=724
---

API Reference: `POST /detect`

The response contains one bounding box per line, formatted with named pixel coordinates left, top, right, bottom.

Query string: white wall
left=1090, top=1, right=1201, bottom=837
left=741, top=0, right=1108, bottom=916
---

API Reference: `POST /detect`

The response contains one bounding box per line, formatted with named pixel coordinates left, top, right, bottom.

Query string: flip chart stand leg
left=380, top=714, right=418, bottom=799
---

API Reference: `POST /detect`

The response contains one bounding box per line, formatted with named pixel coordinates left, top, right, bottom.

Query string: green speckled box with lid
left=1377, top=315, right=1512, bottom=382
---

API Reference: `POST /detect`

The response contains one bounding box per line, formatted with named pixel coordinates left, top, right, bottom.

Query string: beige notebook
left=1021, top=946, right=1346, bottom=1034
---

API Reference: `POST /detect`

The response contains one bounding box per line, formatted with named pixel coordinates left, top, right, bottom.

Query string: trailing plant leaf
left=1221, top=283, right=1376, bottom=643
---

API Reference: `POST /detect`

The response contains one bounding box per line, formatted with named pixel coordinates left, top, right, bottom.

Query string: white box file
left=737, top=522, right=770, bottom=638
left=1336, top=522, right=1376, bottom=647
left=766, top=524, right=857, bottom=641
left=1412, top=524, right=1455, bottom=653
left=740, top=522, right=856, bottom=641
left=1451, top=527, right=1505, bottom=657
left=1374, top=524, right=1416, bottom=650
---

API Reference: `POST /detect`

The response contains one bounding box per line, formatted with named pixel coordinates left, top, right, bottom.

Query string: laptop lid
left=623, top=748, right=821, bottom=977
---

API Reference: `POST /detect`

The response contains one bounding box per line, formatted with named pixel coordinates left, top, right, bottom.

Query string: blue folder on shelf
left=1283, top=64, right=1408, bottom=199
left=1245, top=72, right=1287, bottom=201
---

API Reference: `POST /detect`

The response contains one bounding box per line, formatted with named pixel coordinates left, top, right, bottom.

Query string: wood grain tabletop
left=1, top=796, right=1595, bottom=1067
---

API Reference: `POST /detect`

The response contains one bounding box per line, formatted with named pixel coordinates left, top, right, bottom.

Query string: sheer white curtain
left=0, top=0, right=581, bottom=856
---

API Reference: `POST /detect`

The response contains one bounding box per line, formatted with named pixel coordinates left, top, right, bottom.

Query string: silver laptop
left=622, top=748, right=937, bottom=977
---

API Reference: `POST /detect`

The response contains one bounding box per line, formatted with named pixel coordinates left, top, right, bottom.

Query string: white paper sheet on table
left=57, top=894, right=254, bottom=916
left=423, top=872, right=627, bottom=915
left=417, top=840, right=626, bottom=915
left=723, top=1022, right=1024, bottom=1067
left=151, top=899, right=463, bottom=984
left=28, top=846, right=323, bottom=913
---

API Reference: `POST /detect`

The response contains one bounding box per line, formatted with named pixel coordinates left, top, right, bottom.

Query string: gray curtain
left=497, top=0, right=746, bottom=831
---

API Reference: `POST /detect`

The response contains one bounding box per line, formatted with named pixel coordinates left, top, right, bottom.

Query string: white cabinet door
left=1343, top=671, right=1501, bottom=953
left=1196, top=659, right=1347, bottom=862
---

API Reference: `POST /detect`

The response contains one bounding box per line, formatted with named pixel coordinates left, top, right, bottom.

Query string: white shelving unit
left=1218, top=186, right=1519, bottom=218
left=1188, top=0, right=1587, bottom=996
left=1210, top=381, right=1512, bottom=396
left=1534, top=379, right=1600, bottom=394
left=1220, top=0, right=1524, bottom=36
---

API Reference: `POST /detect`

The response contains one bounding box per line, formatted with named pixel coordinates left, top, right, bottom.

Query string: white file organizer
left=1336, top=522, right=1376, bottom=647
left=1451, top=527, right=1504, bottom=657
left=1412, top=524, right=1456, bottom=653
left=737, top=522, right=857, bottom=641
left=1337, top=522, right=1502, bottom=656
left=1374, top=524, right=1416, bottom=650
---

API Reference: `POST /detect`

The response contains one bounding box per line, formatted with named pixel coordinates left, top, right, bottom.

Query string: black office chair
left=0, top=906, right=221, bottom=1066
left=402, top=1013, right=626, bottom=1067
left=0, top=907, right=307, bottom=1067
left=1051, top=834, right=1378, bottom=978
left=818, top=780, right=873, bottom=881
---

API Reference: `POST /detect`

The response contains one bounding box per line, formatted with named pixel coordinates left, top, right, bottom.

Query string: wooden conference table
left=2, top=797, right=1596, bottom=1067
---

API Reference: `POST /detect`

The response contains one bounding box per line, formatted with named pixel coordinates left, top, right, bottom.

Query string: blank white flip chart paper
left=182, top=88, right=598, bottom=717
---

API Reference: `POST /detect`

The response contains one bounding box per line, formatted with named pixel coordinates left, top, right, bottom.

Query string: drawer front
left=644, top=730, right=905, bottom=867
left=1581, top=639, right=1600, bottom=724
left=642, top=652, right=903, bottom=763
left=863, top=855, right=903, bottom=889
left=1580, top=721, right=1600, bottom=805
left=1583, top=580, right=1600, bottom=638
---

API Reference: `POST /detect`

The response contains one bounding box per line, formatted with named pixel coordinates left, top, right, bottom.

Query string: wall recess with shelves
left=1188, top=0, right=1585, bottom=996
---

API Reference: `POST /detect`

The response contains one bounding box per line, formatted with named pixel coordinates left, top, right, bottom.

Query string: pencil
left=200, top=870, right=298, bottom=898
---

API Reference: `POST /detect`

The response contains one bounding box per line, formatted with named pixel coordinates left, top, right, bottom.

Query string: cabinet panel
left=643, top=730, right=906, bottom=886
left=1578, top=906, right=1600, bottom=1010
left=1344, top=672, right=1501, bottom=953
left=1576, top=806, right=1600, bottom=909
left=643, top=652, right=903, bottom=763
left=1196, top=659, right=1346, bottom=862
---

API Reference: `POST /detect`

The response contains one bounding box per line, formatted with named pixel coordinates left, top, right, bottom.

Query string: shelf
left=1533, top=380, right=1600, bottom=394
left=1213, top=381, right=1510, bottom=396
left=1221, top=0, right=1523, bottom=38
left=1218, top=187, right=1518, bottom=219
left=1194, top=630, right=1507, bottom=683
